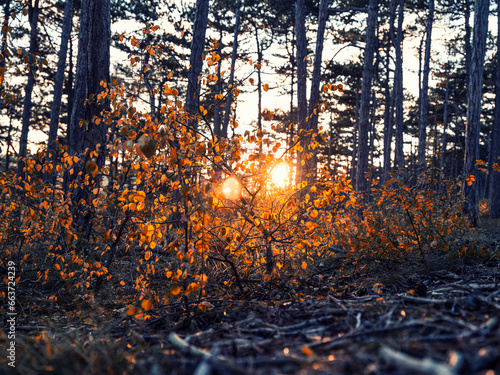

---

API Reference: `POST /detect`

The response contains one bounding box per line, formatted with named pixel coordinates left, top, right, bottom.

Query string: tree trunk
left=17, top=0, right=40, bottom=178
left=213, top=28, right=223, bottom=137
left=440, top=67, right=450, bottom=172
left=463, top=0, right=489, bottom=226
left=382, top=33, right=392, bottom=182
left=185, top=0, right=209, bottom=131
left=417, top=0, right=434, bottom=165
left=287, top=30, right=295, bottom=151
left=307, top=0, right=328, bottom=179
left=464, top=0, right=471, bottom=96
left=66, top=36, right=74, bottom=132
left=68, top=0, right=90, bottom=158
left=392, top=0, right=405, bottom=170
left=45, top=0, right=73, bottom=184
left=356, top=0, right=377, bottom=194
left=4, top=106, right=14, bottom=171
left=490, top=0, right=500, bottom=219
left=351, top=79, right=360, bottom=184
left=68, top=0, right=110, bottom=232
left=295, top=0, right=307, bottom=186
left=0, top=0, right=11, bottom=95
left=69, top=0, right=110, bottom=160
left=221, top=5, right=240, bottom=138
left=255, top=24, right=263, bottom=134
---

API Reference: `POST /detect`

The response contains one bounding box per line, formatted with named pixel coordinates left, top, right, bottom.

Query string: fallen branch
left=379, top=345, right=457, bottom=375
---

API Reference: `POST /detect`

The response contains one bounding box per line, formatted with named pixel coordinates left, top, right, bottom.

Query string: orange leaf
left=170, top=285, right=181, bottom=297
left=85, top=161, right=98, bottom=177
left=141, top=299, right=153, bottom=311
left=302, top=346, right=313, bottom=356
left=126, top=305, right=136, bottom=315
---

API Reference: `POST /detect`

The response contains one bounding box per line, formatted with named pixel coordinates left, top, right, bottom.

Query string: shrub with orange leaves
left=330, top=170, right=474, bottom=267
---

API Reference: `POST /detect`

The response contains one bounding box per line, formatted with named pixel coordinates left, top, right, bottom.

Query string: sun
left=269, top=162, right=291, bottom=188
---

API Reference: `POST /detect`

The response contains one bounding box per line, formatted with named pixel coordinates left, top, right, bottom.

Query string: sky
left=6, top=1, right=500, bottom=157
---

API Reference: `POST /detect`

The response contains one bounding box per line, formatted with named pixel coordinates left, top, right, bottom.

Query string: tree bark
left=185, top=0, right=209, bottom=131
left=417, top=0, right=434, bottom=166
left=67, top=0, right=110, bottom=233
left=392, top=0, right=405, bottom=170
left=464, top=0, right=471, bottom=96
left=45, top=0, right=73, bottom=184
left=350, top=79, right=360, bottom=184
left=440, top=67, right=450, bottom=172
left=295, top=0, right=307, bottom=186
left=213, top=28, right=223, bottom=137
left=0, top=0, right=11, bottom=95
left=356, top=0, right=377, bottom=194
left=17, top=0, right=40, bottom=178
left=69, top=0, right=110, bottom=160
left=463, top=0, right=489, bottom=226
left=382, top=35, right=392, bottom=183
left=307, top=0, right=328, bottom=179
left=221, top=4, right=240, bottom=138
left=254, top=23, right=263, bottom=134
left=490, top=0, right=500, bottom=219
left=69, top=0, right=90, bottom=157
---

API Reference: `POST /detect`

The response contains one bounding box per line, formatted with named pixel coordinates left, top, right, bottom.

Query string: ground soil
left=1, top=222, right=499, bottom=375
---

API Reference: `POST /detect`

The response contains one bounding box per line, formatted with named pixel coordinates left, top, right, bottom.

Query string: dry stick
left=207, top=254, right=245, bottom=295
left=94, top=212, right=131, bottom=292
left=379, top=345, right=457, bottom=375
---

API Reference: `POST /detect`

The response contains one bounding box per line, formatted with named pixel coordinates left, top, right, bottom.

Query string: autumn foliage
left=0, top=24, right=488, bottom=319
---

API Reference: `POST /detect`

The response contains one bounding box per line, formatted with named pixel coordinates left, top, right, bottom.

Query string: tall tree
left=45, top=0, right=74, bottom=184
left=67, top=0, right=110, bottom=231
left=185, top=0, right=210, bottom=130
left=0, top=0, right=11, bottom=95
left=17, top=0, right=40, bottom=177
left=463, top=0, right=489, bottom=225
left=69, top=0, right=110, bottom=161
left=490, top=0, right=500, bottom=219
left=392, top=0, right=405, bottom=171
left=307, top=0, right=329, bottom=179
left=417, top=0, right=434, bottom=165
left=221, top=3, right=240, bottom=138
left=294, top=0, right=307, bottom=186
left=356, top=0, right=377, bottom=194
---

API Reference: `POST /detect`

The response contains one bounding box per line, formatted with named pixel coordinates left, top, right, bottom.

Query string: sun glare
left=269, top=163, right=291, bottom=188
left=221, top=176, right=241, bottom=200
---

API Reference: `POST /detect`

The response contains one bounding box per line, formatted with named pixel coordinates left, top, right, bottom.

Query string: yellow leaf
left=145, top=224, right=155, bottom=237
left=301, top=261, right=307, bottom=270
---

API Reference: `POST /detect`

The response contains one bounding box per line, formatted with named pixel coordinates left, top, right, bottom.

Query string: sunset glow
left=268, top=162, right=291, bottom=189
left=221, top=176, right=242, bottom=200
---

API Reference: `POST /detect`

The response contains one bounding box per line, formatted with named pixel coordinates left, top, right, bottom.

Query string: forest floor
left=1, top=221, right=500, bottom=375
